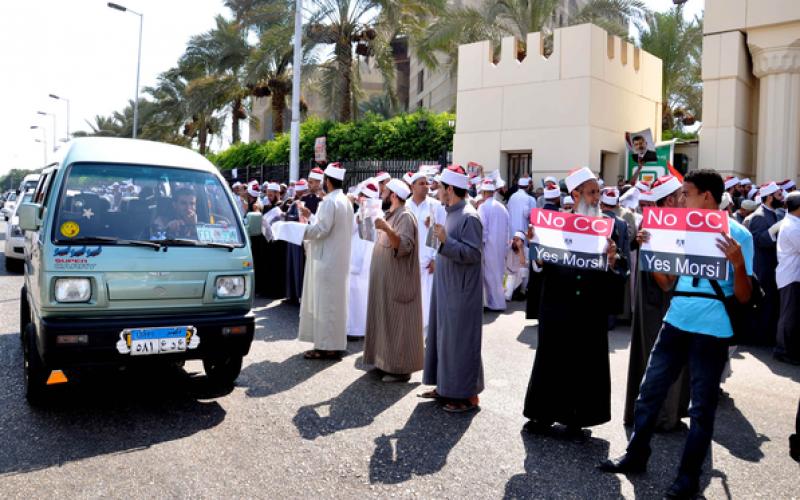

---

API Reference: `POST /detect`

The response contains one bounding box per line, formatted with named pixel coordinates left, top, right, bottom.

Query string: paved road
left=0, top=226, right=797, bottom=498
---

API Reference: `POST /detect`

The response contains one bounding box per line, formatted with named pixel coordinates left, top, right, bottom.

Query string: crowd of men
left=228, top=163, right=800, bottom=499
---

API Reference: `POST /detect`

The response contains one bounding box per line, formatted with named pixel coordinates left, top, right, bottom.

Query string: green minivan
left=18, top=138, right=261, bottom=404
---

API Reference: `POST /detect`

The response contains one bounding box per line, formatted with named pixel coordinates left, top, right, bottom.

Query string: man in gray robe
left=421, top=165, right=484, bottom=413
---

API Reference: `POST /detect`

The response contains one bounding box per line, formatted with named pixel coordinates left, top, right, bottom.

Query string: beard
left=381, top=197, right=392, bottom=210
left=575, top=198, right=601, bottom=217
left=771, top=198, right=785, bottom=209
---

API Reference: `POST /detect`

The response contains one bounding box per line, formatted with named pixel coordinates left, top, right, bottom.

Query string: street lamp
left=31, top=126, right=47, bottom=165
left=37, top=111, right=57, bottom=151
left=108, top=2, right=143, bottom=139
left=289, top=0, right=302, bottom=181
left=49, top=93, right=71, bottom=139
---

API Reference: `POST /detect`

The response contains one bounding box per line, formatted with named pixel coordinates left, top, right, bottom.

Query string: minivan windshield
left=52, top=163, right=244, bottom=246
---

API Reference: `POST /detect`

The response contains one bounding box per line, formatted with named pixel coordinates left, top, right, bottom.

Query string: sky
left=0, top=0, right=704, bottom=176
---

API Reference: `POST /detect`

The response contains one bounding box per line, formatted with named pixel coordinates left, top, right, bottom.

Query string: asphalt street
left=0, top=224, right=798, bottom=499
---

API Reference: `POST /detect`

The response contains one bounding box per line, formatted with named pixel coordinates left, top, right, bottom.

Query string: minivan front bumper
left=36, top=311, right=255, bottom=367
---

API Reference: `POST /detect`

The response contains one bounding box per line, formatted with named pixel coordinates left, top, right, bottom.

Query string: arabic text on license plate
left=129, top=326, right=188, bottom=356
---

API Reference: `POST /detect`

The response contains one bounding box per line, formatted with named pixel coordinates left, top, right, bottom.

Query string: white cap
left=724, top=176, right=740, bottom=190
left=470, top=175, right=482, bottom=186
left=781, top=179, right=796, bottom=190
left=543, top=186, right=561, bottom=199
left=513, top=231, right=527, bottom=241
left=748, top=186, right=757, bottom=200
left=247, top=181, right=260, bottom=198
left=760, top=182, right=780, bottom=197
left=309, top=167, right=325, bottom=181
left=441, top=167, right=469, bottom=189
left=386, top=178, right=411, bottom=200
left=404, top=171, right=427, bottom=186
left=267, top=182, right=281, bottom=192
left=740, top=178, right=752, bottom=185
left=741, top=199, right=758, bottom=211
left=598, top=179, right=605, bottom=188
left=359, top=179, right=380, bottom=199
left=479, top=179, right=497, bottom=192
left=518, top=177, right=531, bottom=187
left=324, top=163, right=346, bottom=181
left=650, top=175, right=682, bottom=202
left=619, top=188, right=639, bottom=209
left=565, top=167, right=596, bottom=193
left=635, top=181, right=651, bottom=192
left=232, top=181, right=242, bottom=189
left=375, top=171, right=391, bottom=183
left=562, top=195, right=575, bottom=206
left=543, top=176, right=558, bottom=185
left=720, top=191, right=733, bottom=210
left=294, top=179, right=308, bottom=192
left=639, top=191, right=657, bottom=203
left=601, top=188, right=619, bottom=206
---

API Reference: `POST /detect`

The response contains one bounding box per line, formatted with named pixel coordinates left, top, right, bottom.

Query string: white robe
left=346, top=213, right=376, bottom=337
left=298, top=189, right=354, bottom=350
left=507, top=189, right=535, bottom=239
left=407, top=196, right=447, bottom=337
left=478, top=197, right=510, bottom=311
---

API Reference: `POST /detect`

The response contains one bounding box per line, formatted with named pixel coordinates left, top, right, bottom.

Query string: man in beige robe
left=364, top=178, right=424, bottom=382
left=298, top=163, right=354, bottom=359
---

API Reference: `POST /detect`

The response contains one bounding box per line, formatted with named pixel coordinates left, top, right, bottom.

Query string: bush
left=211, top=110, right=455, bottom=169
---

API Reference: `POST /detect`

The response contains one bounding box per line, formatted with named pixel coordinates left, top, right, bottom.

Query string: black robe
left=748, top=205, right=780, bottom=344
left=523, top=224, right=626, bottom=428
left=285, top=193, right=321, bottom=304
left=259, top=200, right=287, bottom=299
left=623, top=271, right=689, bottom=430
left=524, top=204, right=559, bottom=319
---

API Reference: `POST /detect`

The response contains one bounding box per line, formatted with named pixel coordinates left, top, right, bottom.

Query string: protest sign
left=529, top=208, right=613, bottom=270
left=624, top=129, right=676, bottom=183
left=314, top=136, right=327, bottom=163
left=639, top=207, right=730, bottom=281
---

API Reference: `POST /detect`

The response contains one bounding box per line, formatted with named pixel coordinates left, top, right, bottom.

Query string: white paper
left=261, top=207, right=285, bottom=240
left=426, top=203, right=440, bottom=251
left=358, top=216, right=376, bottom=242
left=272, top=221, right=307, bottom=246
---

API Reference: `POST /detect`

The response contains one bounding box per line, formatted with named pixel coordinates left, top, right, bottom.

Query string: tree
left=415, top=0, right=648, bottom=75
left=305, top=0, right=443, bottom=122
left=638, top=5, right=703, bottom=132
left=358, top=94, right=396, bottom=118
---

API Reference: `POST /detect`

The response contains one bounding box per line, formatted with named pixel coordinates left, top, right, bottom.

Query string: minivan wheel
left=203, top=355, right=243, bottom=387
left=23, top=324, right=48, bottom=405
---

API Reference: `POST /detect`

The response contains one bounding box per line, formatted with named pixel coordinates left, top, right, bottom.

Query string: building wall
left=452, top=23, right=662, bottom=186
left=700, top=0, right=800, bottom=184
left=408, top=0, right=590, bottom=115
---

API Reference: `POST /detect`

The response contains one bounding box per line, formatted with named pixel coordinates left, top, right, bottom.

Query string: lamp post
left=108, top=2, right=143, bottom=139
left=49, top=94, right=71, bottom=139
left=31, top=126, right=47, bottom=165
left=37, top=111, right=57, bottom=151
left=288, top=0, right=302, bottom=181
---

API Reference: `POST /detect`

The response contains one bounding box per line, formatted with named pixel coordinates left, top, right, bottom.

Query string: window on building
left=417, top=70, right=424, bottom=94
left=506, top=152, right=532, bottom=185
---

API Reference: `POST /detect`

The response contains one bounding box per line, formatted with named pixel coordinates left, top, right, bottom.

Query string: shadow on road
left=713, top=394, right=769, bottom=462
left=743, top=345, right=800, bottom=383
left=292, top=372, right=417, bottom=440
left=368, top=400, right=477, bottom=484
left=0, top=333, right=226, bottom=476
left=503, top=431, right=620, bottom=498
left=239, top=351, right=339, bottom=398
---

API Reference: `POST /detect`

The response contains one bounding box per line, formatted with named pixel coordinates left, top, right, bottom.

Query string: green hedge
left=209, top=110, right=455, bottom=169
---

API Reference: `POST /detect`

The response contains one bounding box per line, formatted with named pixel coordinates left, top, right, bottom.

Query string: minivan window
left=52, top=163, right=244, bottom=246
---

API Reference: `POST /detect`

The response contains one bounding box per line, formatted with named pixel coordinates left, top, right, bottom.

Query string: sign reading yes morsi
left=529, top=209, right=614, bottom=270
left=639, top=207, right=730, bottom=281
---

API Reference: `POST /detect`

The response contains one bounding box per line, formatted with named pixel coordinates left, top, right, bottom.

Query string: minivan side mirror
left=17, top=203, right=41, bottom=232
left=245, top=212, right=263, bottom=237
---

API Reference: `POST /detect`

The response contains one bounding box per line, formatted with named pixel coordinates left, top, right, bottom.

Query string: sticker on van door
left=60, top=221, right=80, bottom=238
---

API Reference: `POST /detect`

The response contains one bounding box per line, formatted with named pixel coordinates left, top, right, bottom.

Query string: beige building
left=409, top=0, right=589, bottom=113
left=700, top=0, right=800, bottom=184
left=452, top=23, right=662, bottom=185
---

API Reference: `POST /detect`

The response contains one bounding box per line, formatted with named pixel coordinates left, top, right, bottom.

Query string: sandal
left=417, top=389, right=442, bottom=399
left=303, top=349, right=341, bottom=360
left=443, top=397, right=480, bottom=413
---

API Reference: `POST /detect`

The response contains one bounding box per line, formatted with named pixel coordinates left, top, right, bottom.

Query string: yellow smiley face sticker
left=60, top=221, right=80, bottom=238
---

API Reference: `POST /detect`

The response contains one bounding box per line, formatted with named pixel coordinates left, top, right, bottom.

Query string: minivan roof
left=59, top=137, right=218, bottom=173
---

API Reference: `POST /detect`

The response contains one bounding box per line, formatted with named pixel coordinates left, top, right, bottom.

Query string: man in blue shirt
left=599, top=170, right=754, bottom=499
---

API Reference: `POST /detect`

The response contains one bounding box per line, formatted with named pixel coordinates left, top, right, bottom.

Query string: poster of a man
left=626, top=129, right=658, bottom=165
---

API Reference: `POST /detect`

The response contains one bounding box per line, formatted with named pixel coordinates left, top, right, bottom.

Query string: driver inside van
left=151, top=188, right=198, bottom=240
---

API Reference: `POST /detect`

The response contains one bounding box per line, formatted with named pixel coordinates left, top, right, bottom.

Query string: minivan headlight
left=215, top=276, right=245, bottom=298
left=54, top=278, right=91, bottom=303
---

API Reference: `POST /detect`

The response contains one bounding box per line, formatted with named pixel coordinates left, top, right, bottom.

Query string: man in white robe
left=346, top=180, right=381, bottom=339
left=508, top=177, right=535, bottom=239
left=477, top=178, right=510, bottom=311
left=406, top=171, right=447, bottom=338
left=298, top=163, right=354, bottom=359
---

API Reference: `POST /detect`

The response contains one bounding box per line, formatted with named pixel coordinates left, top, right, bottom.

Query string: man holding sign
left=599, top=170, right=754, bottom=500
left=522, top=167, right=626, bottom=440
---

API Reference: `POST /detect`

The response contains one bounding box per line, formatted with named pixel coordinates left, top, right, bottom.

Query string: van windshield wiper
left=157, top=238, right=237, bottom=252
left=61, top=236, right=162, bottom=251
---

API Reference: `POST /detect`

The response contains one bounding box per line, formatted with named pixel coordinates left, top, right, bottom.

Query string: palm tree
left=185, top=15, right=251, bottom=144
left=306, top=0, right=443, bottom=122
left=415, top=0, right=648, bottom=75
left=358, top=94, right=395, bottom=118
left=638, top=5, right=703, bottom=132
